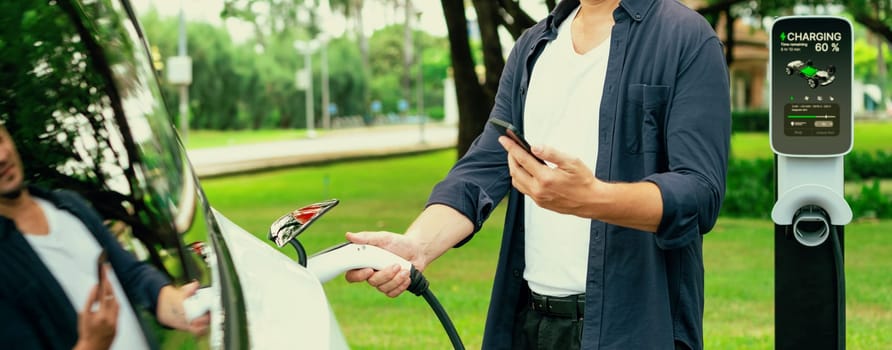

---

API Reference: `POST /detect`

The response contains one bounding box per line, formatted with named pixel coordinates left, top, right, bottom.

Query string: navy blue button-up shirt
left=427, top=0, right=730, bottom=349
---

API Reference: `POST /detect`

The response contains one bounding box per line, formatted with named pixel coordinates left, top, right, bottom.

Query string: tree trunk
left=441, top=0, right=491, bottom=158
left=497, top=0, right=537, bottom=40
left=472, top=0, right=505, bottom=101
left=853, top=12, right=892, bottom=46
left=725, top=10, right=735, bottom=67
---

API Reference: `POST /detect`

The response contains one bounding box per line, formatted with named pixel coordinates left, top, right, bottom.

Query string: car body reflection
left=0, top=0, right=347, bottom=348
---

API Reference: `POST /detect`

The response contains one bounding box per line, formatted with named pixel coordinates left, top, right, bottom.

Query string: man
left=346, top=0, right=730, bottom=349
left=0, top=125, right=210, bottom=349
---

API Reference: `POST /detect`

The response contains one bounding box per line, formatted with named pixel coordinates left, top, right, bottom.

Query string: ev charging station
left=770, top=16, right=853, bottom=349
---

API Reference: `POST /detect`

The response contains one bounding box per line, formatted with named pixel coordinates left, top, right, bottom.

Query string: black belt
left=530, top=291, right=585, bottom=319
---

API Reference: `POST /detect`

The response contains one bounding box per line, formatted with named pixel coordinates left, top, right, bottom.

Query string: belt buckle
left=531, top=292, right=583, bottom=320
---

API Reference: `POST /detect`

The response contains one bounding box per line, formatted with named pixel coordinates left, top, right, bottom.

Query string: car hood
left=211, top=208, right=348, bottom=349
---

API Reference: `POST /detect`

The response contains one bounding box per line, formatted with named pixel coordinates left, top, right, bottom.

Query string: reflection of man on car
left=786, top=59, right=837, bottom=89
left=0, top=125, right=209, bottom=349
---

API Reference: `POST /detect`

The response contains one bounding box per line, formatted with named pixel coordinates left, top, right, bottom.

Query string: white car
left=2, top=0, right=348, bottom=348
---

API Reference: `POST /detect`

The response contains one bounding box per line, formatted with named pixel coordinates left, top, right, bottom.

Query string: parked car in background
left=0, top=1, right=348, bottom=348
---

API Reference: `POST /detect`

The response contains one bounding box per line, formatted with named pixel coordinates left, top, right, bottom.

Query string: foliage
left=182, top=22, right=244, bottom=129
left=139, top=7, right=449, bottom=130
left=845, top=149, right=892, bottom=180
left=721, top=150, right=892, bottom=218
left=853, top=27, right=892, bottom=86
left=1, top=0, right=99, bottom=183
left=1, top=0, right=138, bottom=193
left=731, top=110, right=769, bottom=133
left=721, top=158, right=775, bottom=218
left=847, top=179, right=892, bottom=219
left=367, top=25, right=450, bottom=116
left=326, top=37, right=369, bottom=118
left=0, top=0, right=198, bottom=301
left=220, top=0, right=319, bottom=48
left=699, top=0, right=892, bottom=96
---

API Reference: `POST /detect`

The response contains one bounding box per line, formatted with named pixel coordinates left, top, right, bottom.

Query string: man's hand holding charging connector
left=157, top=281, right=211, bottom=336
left=344, top=206, right=475, bottom=298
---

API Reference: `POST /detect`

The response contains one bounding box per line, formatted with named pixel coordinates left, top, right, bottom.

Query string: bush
left=425, top=105, right=445, bottom=120
left=846, top=179, right=892, bottom=219
left=732, top=110, right=769, bottom=133
left=720, top=158, right=775, bottom=218
left=721, top=151, right=892, bottom=219
left=845, top=150, right=892, bottom=180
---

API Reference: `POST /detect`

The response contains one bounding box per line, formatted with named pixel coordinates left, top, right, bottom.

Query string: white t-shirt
left=522, top=5, right=610, bottom=297
left=25, top=198, right=150, bottom=350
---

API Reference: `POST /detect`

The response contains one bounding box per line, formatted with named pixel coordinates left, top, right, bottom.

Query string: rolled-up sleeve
left=426, top=120, right=513, bottom=246
left=644, top=36, right=730, bottom=250
left=425, top=31, right=535, bottom=245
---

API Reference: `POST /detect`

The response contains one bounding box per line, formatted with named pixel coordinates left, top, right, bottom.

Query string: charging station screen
left=771, top=17, right=852, bottom=156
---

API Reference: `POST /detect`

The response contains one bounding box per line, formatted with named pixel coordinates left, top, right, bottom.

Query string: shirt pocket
left=623, top=84, right=671, bottom=155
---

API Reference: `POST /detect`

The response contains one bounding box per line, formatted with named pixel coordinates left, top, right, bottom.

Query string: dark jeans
left=511, top=303, right=692, bottom=350
left=512, top=303, right=583, bottom=350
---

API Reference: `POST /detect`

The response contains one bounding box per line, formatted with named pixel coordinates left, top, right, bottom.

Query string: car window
left=0, top=1, right=219, bottom=348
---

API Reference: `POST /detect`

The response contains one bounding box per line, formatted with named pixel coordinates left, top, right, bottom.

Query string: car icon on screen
left=786, top=59, right=837, bottom=89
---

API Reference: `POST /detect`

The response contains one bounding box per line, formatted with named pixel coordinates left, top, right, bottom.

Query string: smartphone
left=488, top=118, right=544, bottom=164
left=97, top=250, right=108, bottom=284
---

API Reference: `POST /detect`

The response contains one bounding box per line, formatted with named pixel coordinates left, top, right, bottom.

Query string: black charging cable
left=830, top=226, right=845, bottom=350
left=287, top=239, right=308, bottom=267
left=406, top=267, right=465, bottom=350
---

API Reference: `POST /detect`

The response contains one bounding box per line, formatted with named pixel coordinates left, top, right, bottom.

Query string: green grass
left=183, top=120, right=892, bottom=158
left=732, top=120, right=892, bottom=160
left=184, top=129, right=313, bottom=149
left=201, top=150, right=892, bottom=349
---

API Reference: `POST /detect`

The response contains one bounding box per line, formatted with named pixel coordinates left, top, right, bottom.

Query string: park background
left=136, top=0, right=891, bottom=348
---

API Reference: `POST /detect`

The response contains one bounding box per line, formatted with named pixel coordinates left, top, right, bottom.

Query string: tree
left=221, top=0, right=321, bottom=128
left=326, top=37, right=371, bottom=117
left=440, top=0, right=892, bottom=158
left=331, top=0, right=372, bottom=118
left=142, top=11, right=281, bottom=130
left=441, top=1, right=492, bottom=157
left=1, top=0, right=186, bottom=261
left=441, top=0, right=540, bottom=157
left=364, top=24, right=448, bottom=117
left=697, top=0, right=892, bottom=65
left=368, top=25, right=407, bottom=114
left=696, top=0, right=892, bottom=105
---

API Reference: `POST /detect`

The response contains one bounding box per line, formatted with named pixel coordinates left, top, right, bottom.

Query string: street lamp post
left=316, top=0, right=333, bottom=129
left=295, top=40, right=319, bottom=138
left=320, top=33, right=330, bottom=130
left=167, top=0, right=192, bottom=144
left=414, top=8, right=425, bottom=144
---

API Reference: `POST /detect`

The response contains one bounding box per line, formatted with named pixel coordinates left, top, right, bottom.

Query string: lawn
left=732, top=120, right=892, bottom=160
left=184, top=129, right=313, bottom=149
left=200, top=150, right=892, bottom=349
left=184, top=121, right=892, bottom=157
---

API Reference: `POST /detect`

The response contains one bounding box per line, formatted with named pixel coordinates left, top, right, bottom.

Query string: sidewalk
left=187, top=123, right=458, bottom=178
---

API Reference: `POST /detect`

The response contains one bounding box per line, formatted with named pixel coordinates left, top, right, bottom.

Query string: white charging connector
left=307, top=243, right=412, bottom=283
left=182, top=288, right=214, bottom=322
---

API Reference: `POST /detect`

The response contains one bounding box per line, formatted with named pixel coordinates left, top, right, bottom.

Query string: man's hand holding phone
left=488, top=118, right=545, bottom=164
left=75, top=251, right=119, bottom=350
left=490, top=117, right=615, bottom=219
